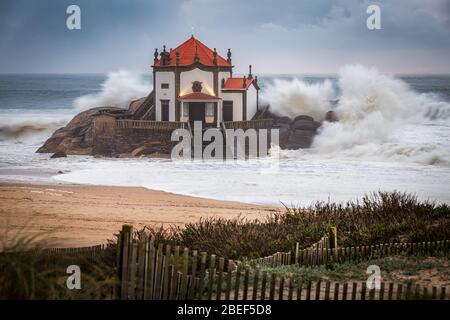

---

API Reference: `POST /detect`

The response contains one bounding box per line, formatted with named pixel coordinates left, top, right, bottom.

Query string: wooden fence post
left=329, top=226, right=338, bottom=261
left=216, top=257, right=225, bottom=300
left=119, top=224, right=133, bottom=300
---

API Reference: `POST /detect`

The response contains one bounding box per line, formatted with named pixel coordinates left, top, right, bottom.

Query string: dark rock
left=131, top=146, right=149, bottom=157
left=51, top=151, right=67, bottom=158
left=145, top=152, right=171, bottom=159
left=276, top=116, right=292, bottom=125
left=293, top=115, right=314, bottom=122
left=37, top=106, right=122, bottom=155
left=291, top=119, right=321, bottom=131
left=273, top=123, right=291, bottom=146
left=325, top=110, right=338, bottom=122
left=284, top=130, right=316, bottom=149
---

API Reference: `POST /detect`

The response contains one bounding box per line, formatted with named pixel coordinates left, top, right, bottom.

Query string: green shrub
left=138, top=191, right=450, bottom=260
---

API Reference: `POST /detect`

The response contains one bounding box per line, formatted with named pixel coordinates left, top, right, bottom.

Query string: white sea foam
left=312, top=66, right=450, bottom=164
left=0, top=111, right=71, bottom=143
left=262, top=65, right=450, bottom=165
left=73, top=70, right=151, bottom=110
left=260, top=77, right=335, bottom=120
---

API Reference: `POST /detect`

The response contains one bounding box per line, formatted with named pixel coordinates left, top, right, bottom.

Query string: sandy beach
left=0, top=182, right=276, bottom=248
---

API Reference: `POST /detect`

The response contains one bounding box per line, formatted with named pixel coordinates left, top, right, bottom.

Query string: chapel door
left=161, top=100, right=170, bottom=121
left=189, top=102, right=205, bottom=123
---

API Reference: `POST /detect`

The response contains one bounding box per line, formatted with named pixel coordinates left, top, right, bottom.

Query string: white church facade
left=152, top=36, right=260, bottom=127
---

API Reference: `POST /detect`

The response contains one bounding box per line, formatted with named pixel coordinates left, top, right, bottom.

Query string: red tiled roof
left=222, top=77, right=254, bottom=90
left=178, top=92, right=221, bottom=101
left=154, top=36, right=231, bottom=67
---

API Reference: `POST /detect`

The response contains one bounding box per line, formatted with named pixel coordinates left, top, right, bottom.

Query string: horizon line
left=1, top=72, right=450, bottom=77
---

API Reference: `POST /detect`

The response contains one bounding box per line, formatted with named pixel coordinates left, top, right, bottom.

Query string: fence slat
left=188, top=250, right=198, bottom=300
left=145, top=236, right=155, bottom=300
left=252, top=268, right=260, bottom=300
left=315, top=280, right=321, bottom=300
left=305, top=281, right=312, bottom=300
left=388, top=283, right=394, bottom=300
left=216, top=257, right=225, bottom=301
left=207, top=254, right=216, bottom=300
left=128, top=242, right=138, bottom=300
left=234, top=263, right=242, bottom=300
left=324, top=281, right=331, bottom=300
left=119, top=225, right=132, bottom=300
left=351, top=282, right=357, bottom=300
left=153, top=243, right=163, bottom=300
left=136, top=235, right=147, bottom=300
left=180, top=248, right=189, bottom=299
left=197, top=252, right=207, bottom=300
left=278, top=276, right=285, bottom=301
left=260, top=271, right=268, bottom=300
left=225, top=260, right=233, bottom=300
left=162, top=245, right=171, bottom=300
left=269, top=273, right=276, bottom=300
left=287, top=279, right=294, bottom=300
left=342, top=282, right=348, bottom=300
left=379, top=282, right=385, bottom=300
left=242, top=266, right=250, bottom=300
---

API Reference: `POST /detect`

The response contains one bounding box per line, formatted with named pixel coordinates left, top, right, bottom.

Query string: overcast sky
left=0, top=0, right=449, bottom=74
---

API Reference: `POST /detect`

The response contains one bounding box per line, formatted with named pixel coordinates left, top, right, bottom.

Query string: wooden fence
left=116, top=119, right=187, bottom=130
left=251, top=227, right=450, bottom=268
left=117, top=225, right=449, bottom=300
left=223, top=119, right=273, bottom=130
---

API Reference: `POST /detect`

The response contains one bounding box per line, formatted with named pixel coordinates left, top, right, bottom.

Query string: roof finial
left=227, top=48, right=232, bottom=64
left=213, top=48, right=218, bottom=65
left=154, top=48, right=159, bottom=62
left=163, top=45, right=166, bottom=53
left=248, top=64, right=253, bottom=80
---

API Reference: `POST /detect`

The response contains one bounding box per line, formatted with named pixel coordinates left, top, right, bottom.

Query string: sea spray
left=311, top=65, right=450, bottom=164
left=73, top=70, right=151, bottom=110
left=261, top=65, right=450, bottom=165
left=260, top=77, right=335, bottom=120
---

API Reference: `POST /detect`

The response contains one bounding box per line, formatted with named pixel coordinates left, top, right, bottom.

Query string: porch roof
left=178, top=92, right=222, bottom=101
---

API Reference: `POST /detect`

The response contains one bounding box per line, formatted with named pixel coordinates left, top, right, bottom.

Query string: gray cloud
left=0, top=0, right=449, bottom=74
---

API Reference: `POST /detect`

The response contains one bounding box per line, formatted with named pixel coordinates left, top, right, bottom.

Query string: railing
left=223, top=119, right=273, bottom=130
left=116, top=119, right=187, bottom=130
left=132, top=90, right=155, bottom=120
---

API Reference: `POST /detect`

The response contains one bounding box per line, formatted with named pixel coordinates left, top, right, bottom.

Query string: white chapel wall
left=180, top=68, right=214, bottom=96
left=221, top=92, right=243, bottom=121
left=155, top=71, right=175, bottom=121
left=246, top=85, right=258, bottom=120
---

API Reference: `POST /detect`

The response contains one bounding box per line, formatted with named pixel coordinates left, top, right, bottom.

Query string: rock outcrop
left=267, top=112, right=322, bottom=149
left=37, top=107, right=123, bottom=155
left=50, top=151, right=67, bottom=158
left=38, top=97, right=336, bottom=156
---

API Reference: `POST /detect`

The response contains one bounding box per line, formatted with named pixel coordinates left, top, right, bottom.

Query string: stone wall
left=92, top=114, right=175, bottom=156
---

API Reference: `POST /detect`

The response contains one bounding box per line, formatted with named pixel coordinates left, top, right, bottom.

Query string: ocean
left=1, top=67, right=449, bottom=206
